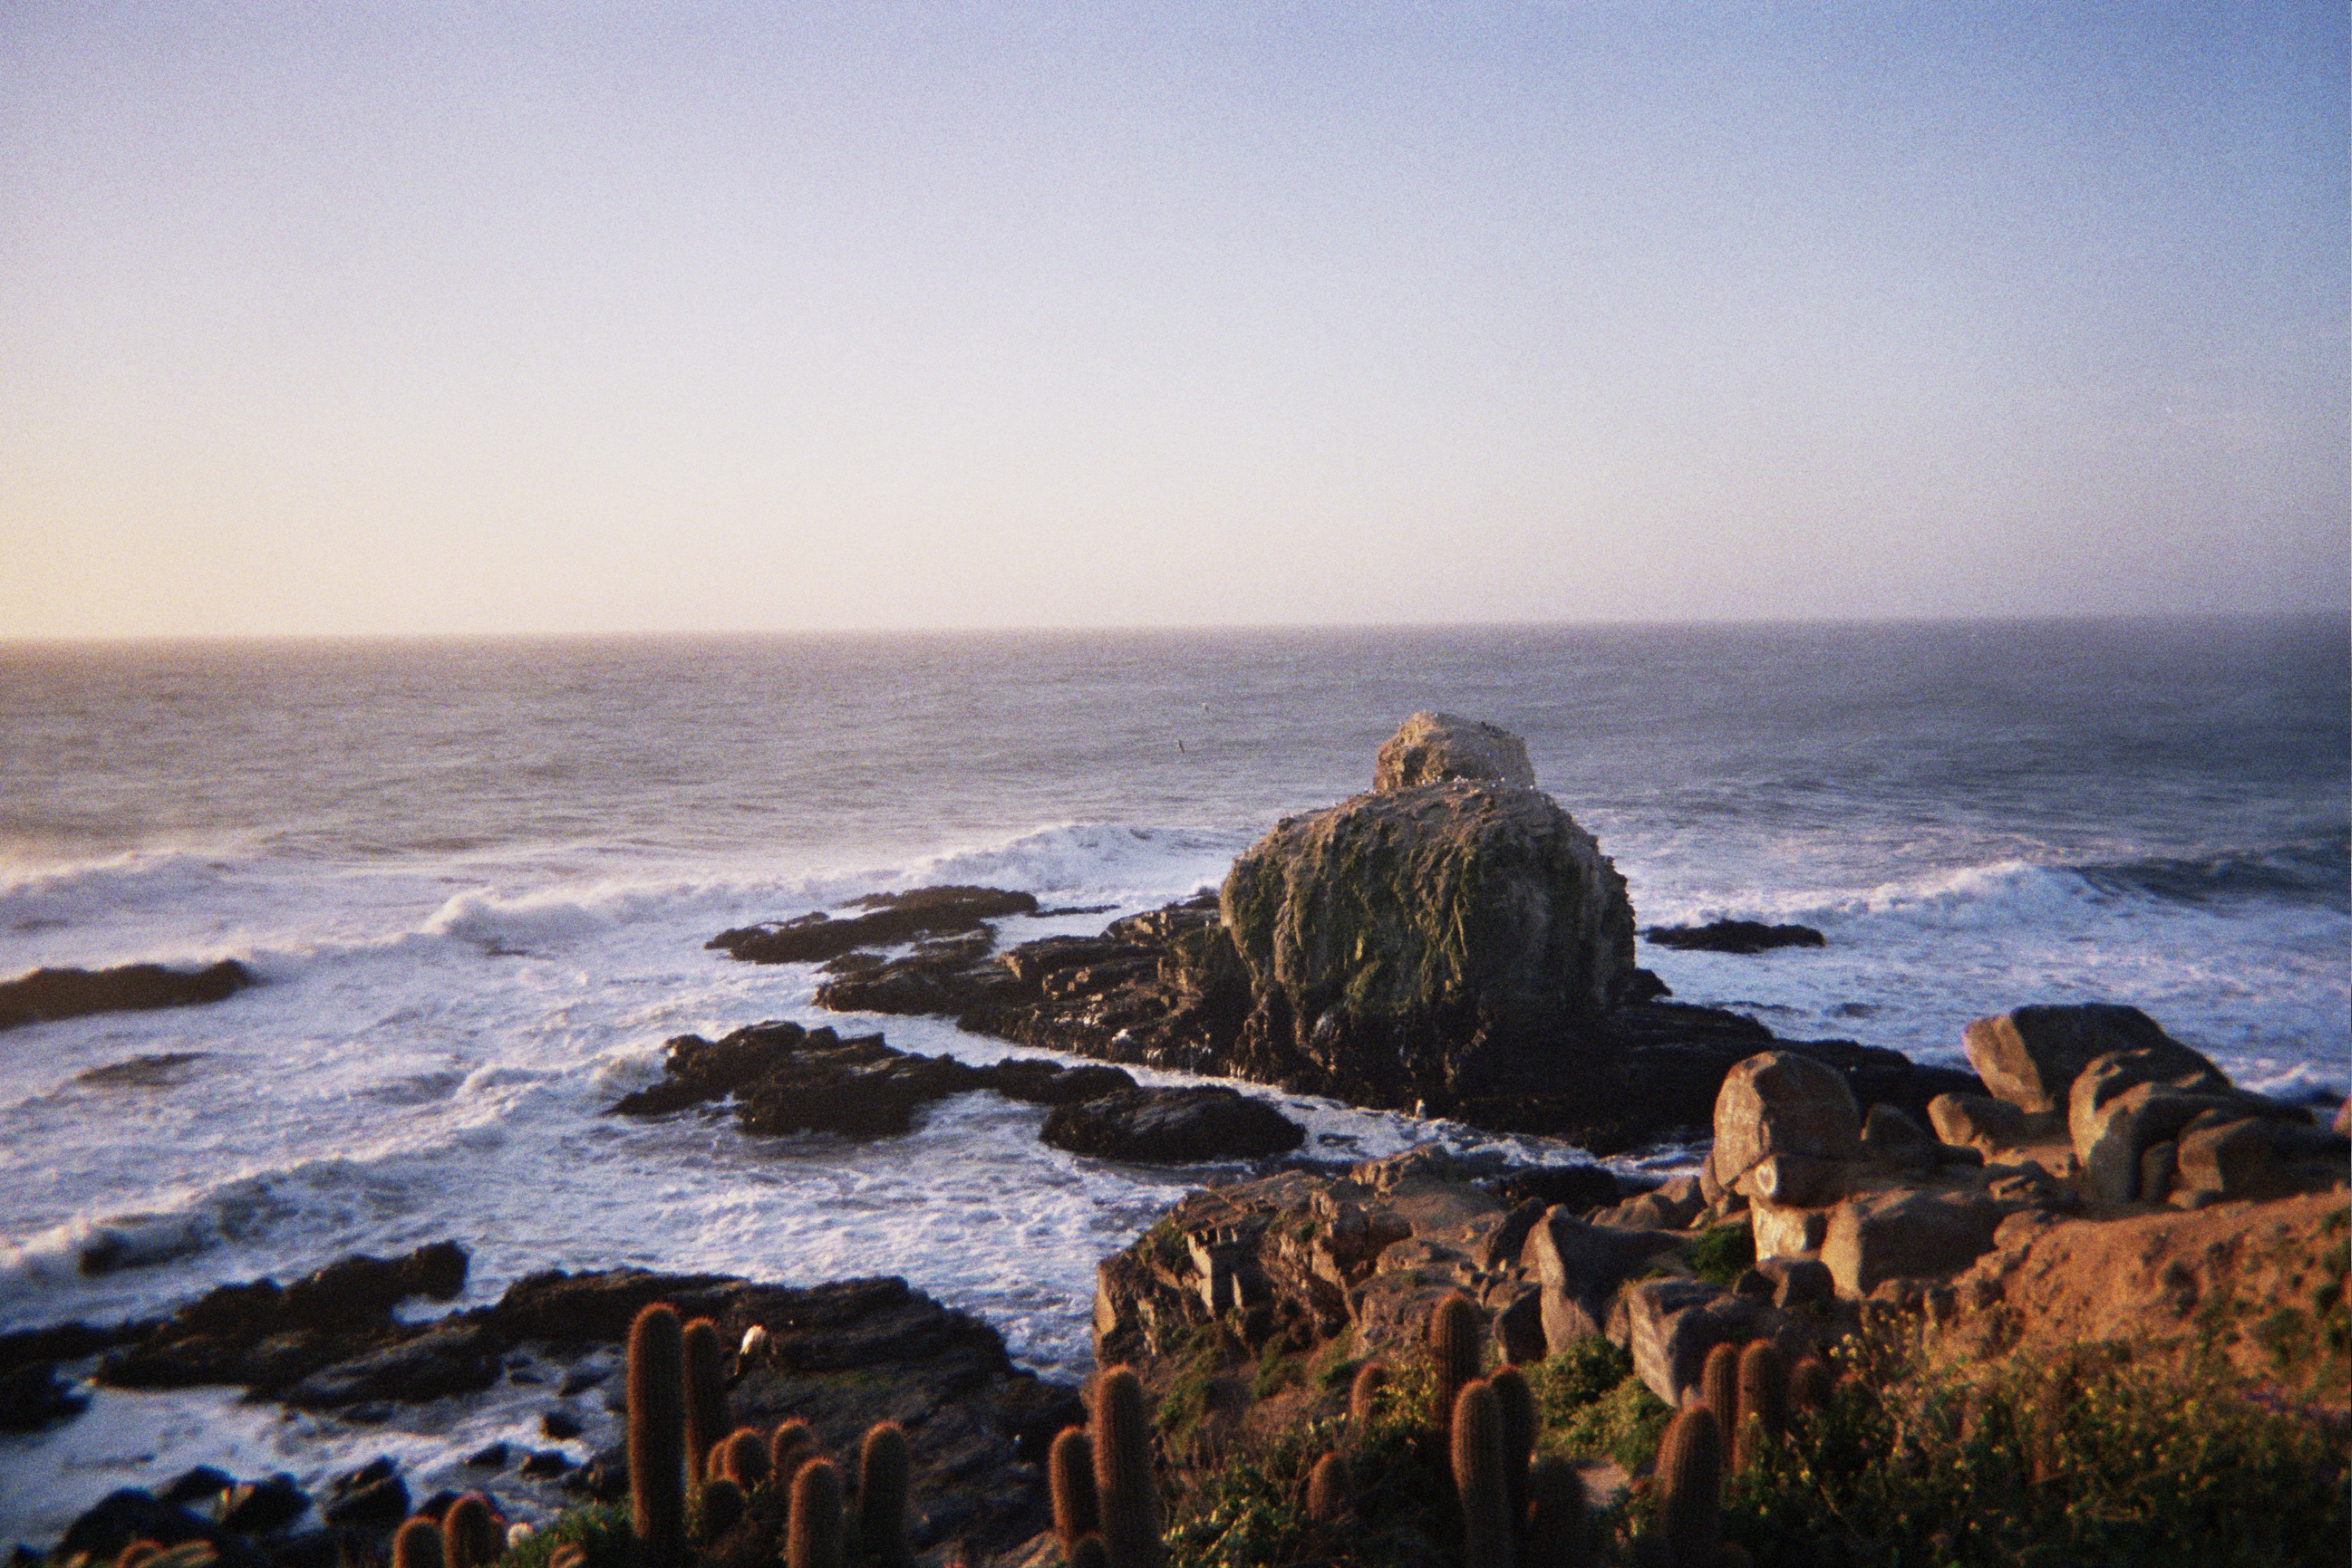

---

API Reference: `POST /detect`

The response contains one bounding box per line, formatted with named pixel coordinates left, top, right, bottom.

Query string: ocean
left=2, top=616, right=2345, bottom=1539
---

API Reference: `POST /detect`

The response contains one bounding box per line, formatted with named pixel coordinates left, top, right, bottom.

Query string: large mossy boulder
left=1218, top=728, right=1636, bottom=1111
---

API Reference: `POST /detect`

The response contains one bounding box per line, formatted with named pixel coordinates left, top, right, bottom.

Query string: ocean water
left=1, top=617, right=2344, bottom=1538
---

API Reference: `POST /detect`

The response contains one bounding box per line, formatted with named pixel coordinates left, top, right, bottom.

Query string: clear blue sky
left=4, top=2, right=2345, bottom=636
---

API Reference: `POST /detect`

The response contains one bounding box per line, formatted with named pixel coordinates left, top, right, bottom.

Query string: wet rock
left=706, top=886, right=1037, bottom=964
left=0, top=1359, right=87, bottom=1432
left=466, top=1443, right=510, bottom=1469
left=219, top=1474, right=307, bottom=1534
left=1371, top=711, right=1537, bottom=792
left=281, top=1323, right=501, bottom=1409
left=983, top=1059, right=1138, bottom=1105
left=158, top=1467, right=236, bottom=1508
left=56, top=1490, right=238, bottom=1565
left=1642, top=921, right=1827, bottom=954
left=321, top=1460, right=408, bottom=1533
left=519, top=1450, right=571, bottom=1479
left=541, top=1407, right=583, bottom=1439
left=0, top=960, right=254, bottom=1032
left=1039, top=1086, right=1305, bottom=1163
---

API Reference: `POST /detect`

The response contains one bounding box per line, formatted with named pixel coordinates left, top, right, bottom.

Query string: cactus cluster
left=1047, top=1364, right=1162, bottom=1568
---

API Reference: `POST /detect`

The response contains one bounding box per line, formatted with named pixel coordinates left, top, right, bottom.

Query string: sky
left=2, top=2, right=2345, bottom=637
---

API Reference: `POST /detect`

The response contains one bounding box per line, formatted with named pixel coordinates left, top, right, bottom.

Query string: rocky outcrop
left=1039, top=1086, right=1306, bottom=1162
left=1643, top=921, right=1827, bottom=954
left=0, top=960, right=253, bottom=1031
left=1370, top=711, right=1537, bottom=792
left=1963, top=1003, right=2184, bottom=1116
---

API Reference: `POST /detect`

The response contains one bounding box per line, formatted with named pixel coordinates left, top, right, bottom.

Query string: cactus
left=1305, top=1451, right=1351, bottom=1525
left=114, top=1545, right=164, bottom=1568
left=1067, top=1538, right=1111, bottom=1568
left=1049, top=1425, right=1099, bottom=1552
left=441, top=1493, right=502, bottom=1568
left=1652, top=1406, right=1722, bottom=1568
left=1348, top=1360, right=1388, bottom=1422
left=1488, top=1364, right=1537, bottom=1524
left=1523, top=1455, right=1592, bottom=1568
left=390, top=1518, right=444, bottom=1568
left=771, top=1416, right=817, bottom=1483
left=1789, top=1354, right=1834, bottom=1414
left=681, top=1316, right=730, bottom=1486
left=1450, top=1380, right=1513, bottom=1568
left=786, top=1457, right=844, bottom=1568
left=1428, top=1293, right=1483, bottom=1435
left=1734, top=1340, right=1788, bottom=1473
left=1699, top=1341, right=1740, bottom=1450
left=548, top=1545, right=586, bottom=1568
left=717, top=1425, right=771, bottom=1489
left=626, top=1301, right=688, bottom=1568
left=695, top=1476, right=746, bottom=1544
left=1091, top=1365, right=1160, bottom=1568
left=856, top=1421, right=915, bottom=1568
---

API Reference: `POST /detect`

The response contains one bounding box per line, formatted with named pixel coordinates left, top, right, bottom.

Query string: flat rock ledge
left=27, top=1258, right=1071, bottom=1567
left=606, top=1018, right=1304, bottom=1162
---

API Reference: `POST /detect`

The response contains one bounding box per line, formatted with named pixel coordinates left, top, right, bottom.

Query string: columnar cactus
left=1348, top=1360, right=1388, bottom=1422
left=1652, top=1406, right=1722, bottom=1568
left=1487, top=1364, right=1537, bottom=1523
left=717, top=1425, right=770, bottom=1489
left=1450, top=1380, right=1513, bottom=1568
left=1523, top=1455, right=1592, bottom=1568
left=856, top=1420, right=915, bottom=1568
left=627, top=1302, right=688, bottom=1568
left=1305, top=1451, right=1351, bottom=1526
left=1734, top=1341, right=1788, bottom=1472
left=770, top=1417, right=817, bottom=1484
left=441, top=1493, right=503, bottom=1568
left=114, top=1546, right=163, bottom=1568
left=1699, top=1341, right=1740, bottom=1449
left=1049, top=1425, right=1099, bottom=1552
left=1067, top=1539, right=1111, bottom=1568
left=1429, top=1294, right=1483, bottom=1435
left=390, top=1518, right=444, bottom=1568
left=681, top=1316, right=731, bottom=1486
left=786, top=1457, right=844, bottom=1568
left=694, top=1476, right=746, bottom=1543
left=1091, top=1366, right=1160, bottom=1568
left=548, top=1544, right=586, bottom=1568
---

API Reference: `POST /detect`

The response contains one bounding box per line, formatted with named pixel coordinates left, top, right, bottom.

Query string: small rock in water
left=1642, top=920, right=1827, bottom=954
left=466, top=1442, right=510, bottom=1469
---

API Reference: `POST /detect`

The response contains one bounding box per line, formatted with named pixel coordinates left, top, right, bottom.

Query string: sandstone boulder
left=1820, top=1187, right=2005, bottom=1298
left=1610, top=1279, right=1791, bottom=1407
left=1709, top=1051, right=1863, bottom=1199
left=1964, top=1004, right=2193, bottom=1116
left=1520, top=1207, right=1684, bottom=1350
left=1221, top=776, right=1635, bottom=1109
left=1372, top=711, right=1536, bottom=792
left=1926, top=1092, right=2063, bottom=1160
left=2067, top=1043, right=2246, bottom=1205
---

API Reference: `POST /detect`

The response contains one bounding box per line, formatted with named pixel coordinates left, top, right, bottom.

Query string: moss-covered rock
left=1219, top=779, right=1635, bottom=1110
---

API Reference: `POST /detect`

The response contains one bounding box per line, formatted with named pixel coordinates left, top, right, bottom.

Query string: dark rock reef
left=716, top=717, right=1977, bottom=1153
left=1643, top=920, right=1828, bottom=953
left=605, top=1018, right=1306, bottom=1163
left=0, top=960, right=253, bottom=1031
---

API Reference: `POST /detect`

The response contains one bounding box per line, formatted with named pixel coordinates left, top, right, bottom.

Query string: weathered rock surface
left=1708, top=1051, right=1863, bottom=1200
left=2065, top=1041, right=2313, bottom=1206
left=1820, top=1187, right=2008, bottom=1298
left=1218, top=779, right=1636, bottom=1102
left=1964, top=1003, right=2190, bottom=1116
left=0, top=960, right=254, bottom=1031
left=1370, top=710, right=1537, bottom=792
left=1643, top=921, right=1827, bottom=954
left=1039, top=1086, right=1306, bottom=1163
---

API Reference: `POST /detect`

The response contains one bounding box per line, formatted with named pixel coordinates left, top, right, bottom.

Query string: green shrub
left=1686, top=1221, right=1756, bottom=1288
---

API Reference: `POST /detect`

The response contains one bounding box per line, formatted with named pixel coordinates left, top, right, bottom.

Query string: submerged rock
left=706, top=886, right=1038, bottom=964
left=1643, top=920, right=1827, bottom=954
left=0, top=960, right=253, bottom=1032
